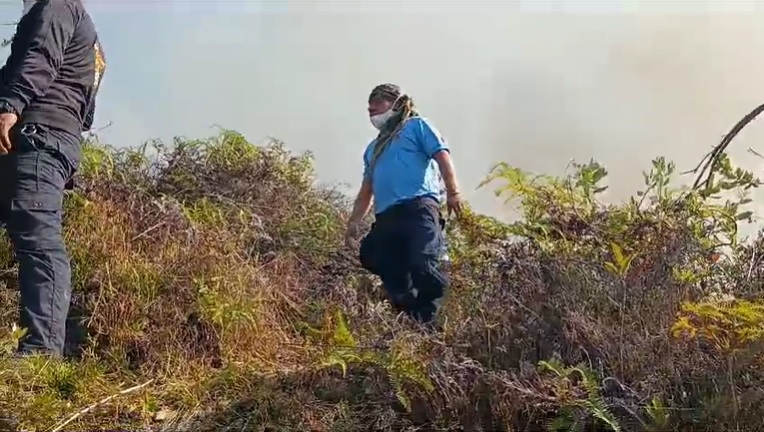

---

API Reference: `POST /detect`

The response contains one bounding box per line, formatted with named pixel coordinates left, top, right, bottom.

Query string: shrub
left=0, top=129, right=762, bottom=431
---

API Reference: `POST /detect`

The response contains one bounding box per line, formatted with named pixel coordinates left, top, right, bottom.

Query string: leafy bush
left=0, top=128, right=763, bottom=431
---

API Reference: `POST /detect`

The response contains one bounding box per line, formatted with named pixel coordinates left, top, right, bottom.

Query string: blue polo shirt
left=363, top=116, right=449, bottom=215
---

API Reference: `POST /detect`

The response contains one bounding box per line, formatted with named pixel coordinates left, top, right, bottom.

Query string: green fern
left=539, top=359, right=622, bottom=432
left=645, top=396, right=670, bottom=430
left=547, top=408, right=575, bottom=431
left=318, top=310, right=433, bottom=408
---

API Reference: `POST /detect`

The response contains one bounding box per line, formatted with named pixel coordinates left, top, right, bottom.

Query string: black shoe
left=12, top=347, right=60, bottom=360
left=389, top=292, right=417, bottom=314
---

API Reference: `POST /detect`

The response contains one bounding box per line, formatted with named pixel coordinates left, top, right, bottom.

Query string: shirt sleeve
left=0, top=1, right=77, bottom=115
left=414, top=117, right=450, bottom=157
left=362, top=146, right=371, bottom=178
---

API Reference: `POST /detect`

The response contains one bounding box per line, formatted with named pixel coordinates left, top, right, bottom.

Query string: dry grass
left=0, top=131, right=761, bottom=431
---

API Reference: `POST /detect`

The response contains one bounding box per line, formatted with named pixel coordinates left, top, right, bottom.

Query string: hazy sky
left=3, top=0, right=764, bottom=229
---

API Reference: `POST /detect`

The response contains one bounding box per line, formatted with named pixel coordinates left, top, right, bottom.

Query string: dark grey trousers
left=359, top=196, right=449, bottom=323
left=0, top=123, right=79, bottom=356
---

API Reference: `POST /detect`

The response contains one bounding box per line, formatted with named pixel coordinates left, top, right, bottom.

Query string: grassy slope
left=0, top=131, right=762, bottom=431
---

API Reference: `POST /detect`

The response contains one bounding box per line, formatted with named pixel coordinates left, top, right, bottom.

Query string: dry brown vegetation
left=0, top=129, right=762, bottom=431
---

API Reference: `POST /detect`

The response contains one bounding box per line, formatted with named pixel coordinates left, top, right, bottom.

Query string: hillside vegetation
left=0, top=129, right=763, bottom=431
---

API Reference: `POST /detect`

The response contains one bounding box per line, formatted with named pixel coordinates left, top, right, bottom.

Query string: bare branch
left=48, top=379, right=154, bottom=432
left=686, top=103, right=764, bottom=190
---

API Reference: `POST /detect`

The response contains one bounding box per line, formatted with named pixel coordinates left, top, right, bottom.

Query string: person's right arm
left=349, top=176, right=373, bottom=224
left=349, top=151, right=374, bottom=225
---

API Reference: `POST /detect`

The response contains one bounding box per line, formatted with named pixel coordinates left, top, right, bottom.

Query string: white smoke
left=91, top=4, right=764, bottom=238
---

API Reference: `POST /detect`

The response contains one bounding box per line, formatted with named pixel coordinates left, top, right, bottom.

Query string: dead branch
left=686, top=103, right=764, bottom=190
left=48, top=379, right=154, bottom=432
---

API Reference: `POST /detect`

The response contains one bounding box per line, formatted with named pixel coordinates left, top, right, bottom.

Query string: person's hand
left=344, top=219, right=361, bottom=250
left=0, top=112, right=18, bottom=154
left=446, top=191, right=463, bottom=218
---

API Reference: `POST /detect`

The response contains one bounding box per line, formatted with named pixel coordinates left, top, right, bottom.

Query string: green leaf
left=604, top=262, right=619, bottom=275
left=610, top=243, right=625, bottom=266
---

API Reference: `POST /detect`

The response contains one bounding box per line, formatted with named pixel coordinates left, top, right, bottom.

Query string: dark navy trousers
left=359, top=196, right=448, bottom=323
left=0, top=123, right=79, bottom=356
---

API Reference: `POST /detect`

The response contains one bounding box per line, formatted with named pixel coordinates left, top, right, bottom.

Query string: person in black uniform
left=0, top=0, right=106, bottom=357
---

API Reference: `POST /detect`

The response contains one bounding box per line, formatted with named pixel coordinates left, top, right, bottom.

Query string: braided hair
left=367, top=83, right=419, bottom=175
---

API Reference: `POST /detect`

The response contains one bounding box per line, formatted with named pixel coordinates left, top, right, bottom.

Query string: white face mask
left=369, top=92, right=406, bottom=130
left=370, top=108, right=396, bottom=130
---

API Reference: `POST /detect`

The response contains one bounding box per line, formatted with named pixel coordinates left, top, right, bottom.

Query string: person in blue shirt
left=345, top=83, right=463, bottom=325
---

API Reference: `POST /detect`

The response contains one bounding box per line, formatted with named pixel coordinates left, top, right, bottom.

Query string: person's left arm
left=0, top=1, right=77, bottom=115
left=415, top=117, right=461, bottom=196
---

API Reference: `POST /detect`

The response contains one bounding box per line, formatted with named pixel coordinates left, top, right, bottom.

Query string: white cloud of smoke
left=97, top=1, right=764, bottom=235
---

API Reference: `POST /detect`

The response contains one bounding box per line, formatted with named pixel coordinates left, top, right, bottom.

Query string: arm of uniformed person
left=0, top=1, right=77, bottom=118
left=414, top=118, right=463, bottom=217
left=0, top=1, right=77, bottom=152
